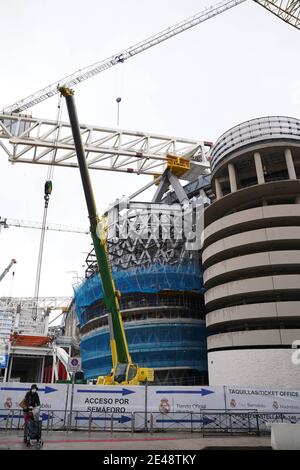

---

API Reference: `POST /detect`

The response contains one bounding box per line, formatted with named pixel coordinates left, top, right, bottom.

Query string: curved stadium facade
left=74, top=201, right=208, bottom=385
left=73, top=115, right=300, bottom=388
left=204, top=116, right=300, bottom=388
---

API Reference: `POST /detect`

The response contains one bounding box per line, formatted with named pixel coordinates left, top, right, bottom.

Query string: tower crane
left=256, top=0, right=300, bottom=27
left=0, top=259, right=16, bottom=283
left=0, top=217, right=88, bottom=235
left=1, top=0, right=246, bottom=114
left=2, top=0, right=299, bottom=115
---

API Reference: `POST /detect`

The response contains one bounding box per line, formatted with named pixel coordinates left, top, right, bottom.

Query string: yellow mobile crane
left=60, top=87, right=154, bottom=386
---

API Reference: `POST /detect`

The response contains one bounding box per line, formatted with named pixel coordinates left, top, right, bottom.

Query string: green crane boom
left=59, top=87, right=130, bottom=367
left=60, top=87, right=153, bottom=385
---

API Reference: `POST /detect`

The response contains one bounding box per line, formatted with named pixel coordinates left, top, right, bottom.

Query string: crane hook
left=44, top=180, right=53, bottom=207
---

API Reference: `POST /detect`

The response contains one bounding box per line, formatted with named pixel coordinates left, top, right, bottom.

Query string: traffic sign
left=67, top=357, right=82, bottom=372
left=0, top=353, right=8, bottom=369
left=0, top=341, right=8, bottom=369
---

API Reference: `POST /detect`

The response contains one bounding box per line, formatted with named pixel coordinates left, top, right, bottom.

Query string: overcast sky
left=0, top=0, right=299, bottom=303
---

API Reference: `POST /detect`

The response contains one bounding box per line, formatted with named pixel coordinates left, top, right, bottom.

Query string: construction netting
left=74, top=263, right=204, bottom=326
left=80, top=320, right=208, bottom=378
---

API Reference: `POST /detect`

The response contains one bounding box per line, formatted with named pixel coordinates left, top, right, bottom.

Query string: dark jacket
left=23, top=391, right=40, bottom=412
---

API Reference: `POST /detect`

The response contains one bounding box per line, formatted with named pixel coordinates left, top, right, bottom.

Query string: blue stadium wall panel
left=80, top=322, right=208, bottom=380
left=74, top=264, right=204, bottom=326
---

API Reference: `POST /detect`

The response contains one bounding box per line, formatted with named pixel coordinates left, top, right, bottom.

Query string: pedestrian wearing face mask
left=21, top=384, right=41, bottom=443
left=23, top=384, right=40, bottom=410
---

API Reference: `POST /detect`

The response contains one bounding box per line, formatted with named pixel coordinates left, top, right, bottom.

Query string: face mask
left=31, top=389, right=36, bottom=393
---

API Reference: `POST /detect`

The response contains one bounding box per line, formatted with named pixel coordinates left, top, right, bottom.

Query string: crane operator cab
left=96, top=363, right=154, bottom=386
left=115, top=363, right=135, bottom=384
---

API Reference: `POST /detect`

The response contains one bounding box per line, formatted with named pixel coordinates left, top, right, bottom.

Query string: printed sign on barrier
left=1, top=381, right=300, bottom=431
left=147, top=386, right=225, bottom=411
left=71, top=384, right=145, bottom=429
left=224, top=386, right=300, bottom=413
left=0, top=382, right=68, bottom=410
left=147, top=386, right=225, bottom=430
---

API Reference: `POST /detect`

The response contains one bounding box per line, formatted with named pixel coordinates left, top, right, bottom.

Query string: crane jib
left=2, top=0, right=299, bottom=114
left=3, top=0, right=247, bottom=114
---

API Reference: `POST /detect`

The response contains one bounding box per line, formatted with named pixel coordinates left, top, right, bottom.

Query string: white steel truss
left=0, top=113, right=211, bottom=179
left=254, top=0, right=300, bottom=28
left=0, top=216, right=88, bottom=234
left=0, top=297, right=72, bottom=309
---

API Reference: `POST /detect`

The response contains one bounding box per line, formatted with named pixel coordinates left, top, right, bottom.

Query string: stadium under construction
left=72, top=115, right=300, bottom=389
left=0, top=0, right=300, bottom=393
left=2, top=115, right=300, bottom=391
left=73, top=177, right=210, bottom=385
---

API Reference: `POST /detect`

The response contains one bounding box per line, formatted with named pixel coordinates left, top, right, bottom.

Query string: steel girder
left=0, top=113, right=211, bottom=179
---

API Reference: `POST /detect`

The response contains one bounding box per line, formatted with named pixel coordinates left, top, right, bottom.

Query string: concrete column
left=3, top=343, right=11, bottom=382
left=44, top=308, right=50, bottom=335
left=3, top=362, right=8, bottom=382
left=14, top=304, right=21, bottom=331
left=254, top=152, right=265, bottom=184
left=7, top=354, right=13, bottom=381
left=214, top=177, right=223, bottom=199
left=14, top=313, right=20, bottom=330
left=51, top=354, right=55, bottom=383
left=40, top=357, right=45, bottom=383
left=228, top=163, right=237, bottom=192
left=285, top=148, right=297, bottom=180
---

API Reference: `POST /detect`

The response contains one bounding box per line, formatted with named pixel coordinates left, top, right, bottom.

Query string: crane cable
left=32, top=94, right=64, bottom=320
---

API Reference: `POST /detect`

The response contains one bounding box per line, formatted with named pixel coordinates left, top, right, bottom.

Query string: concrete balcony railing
left=210, top=116, right=300, bottom=172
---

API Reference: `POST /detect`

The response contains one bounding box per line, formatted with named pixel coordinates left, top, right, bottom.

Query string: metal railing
left=81, top=294, right=202, bottom=324
left=1, top=409, right=299, bottom=435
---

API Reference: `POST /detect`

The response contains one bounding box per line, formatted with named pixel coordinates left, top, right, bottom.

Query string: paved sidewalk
left=0, top=430, right=271, bottom=450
